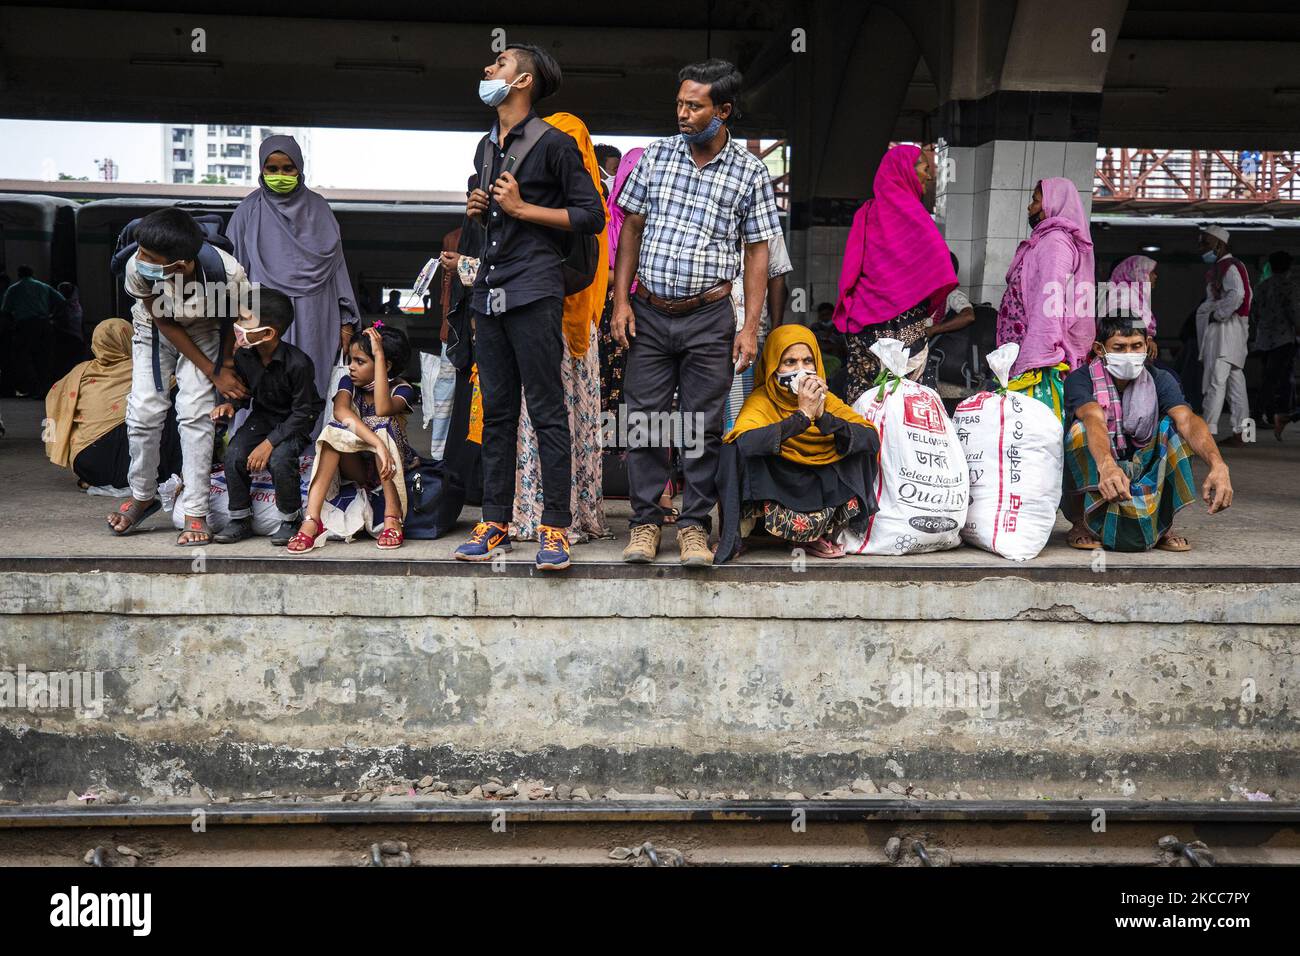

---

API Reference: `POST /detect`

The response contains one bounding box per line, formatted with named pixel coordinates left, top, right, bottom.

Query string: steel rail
left=2, top=799, right=1299, bottom=828
left=1, top=801, right=1296, bottom=866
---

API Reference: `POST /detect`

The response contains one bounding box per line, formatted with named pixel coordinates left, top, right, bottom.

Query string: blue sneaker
left=535, top=525, right=571, bottom=571
left=453, top=521, right=512, bottom=561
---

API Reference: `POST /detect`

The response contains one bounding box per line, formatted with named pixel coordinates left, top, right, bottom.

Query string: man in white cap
left=1195, top=225, right=1252, bottom=446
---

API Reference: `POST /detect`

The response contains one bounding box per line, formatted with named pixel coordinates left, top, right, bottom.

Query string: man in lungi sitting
left=1064, top=316, right=1233, bottom=552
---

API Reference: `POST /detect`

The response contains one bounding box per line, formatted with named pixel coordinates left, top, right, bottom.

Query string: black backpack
left=110, top=212, right=237, bottom=391
left=477, top=117, right=599, bottom=296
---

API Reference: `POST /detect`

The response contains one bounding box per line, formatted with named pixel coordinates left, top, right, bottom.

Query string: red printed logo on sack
left=1002, top=493, right=1022, bottom=532
left=955, top=393, right=989, bottom=413
left=902, top=392, right=947, bottom=433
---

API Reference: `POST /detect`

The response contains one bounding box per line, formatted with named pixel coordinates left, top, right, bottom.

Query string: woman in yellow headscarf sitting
left=714, top=325, right=880, bottom=563
left=44, top=317, right=181, bottom=490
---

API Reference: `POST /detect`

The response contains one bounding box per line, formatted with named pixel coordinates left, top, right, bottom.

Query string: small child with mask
left=212, top=288, right=324, bottom=545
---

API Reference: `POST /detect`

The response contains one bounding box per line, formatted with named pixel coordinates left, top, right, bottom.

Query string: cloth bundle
left=953, top=343, right=1063, bottom=561
left=163, top=457, right=313, bottom=536
left=839, top=338, right=968, bottom=554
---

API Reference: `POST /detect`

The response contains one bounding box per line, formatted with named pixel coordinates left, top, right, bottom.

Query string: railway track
left=0, top=800, right=1297, bottom=866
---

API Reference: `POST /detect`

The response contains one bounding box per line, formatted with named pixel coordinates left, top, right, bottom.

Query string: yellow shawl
left=543, top=111, right=609, bottom=357
left=724, top=324, right=873, bottom=467
left=44, top=318, right=133, bottom=469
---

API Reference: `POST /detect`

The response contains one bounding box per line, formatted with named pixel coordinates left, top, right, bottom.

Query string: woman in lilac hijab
left=996, top=177, right=1096, bottom=422
left=228, top=136, right=359, bottom=423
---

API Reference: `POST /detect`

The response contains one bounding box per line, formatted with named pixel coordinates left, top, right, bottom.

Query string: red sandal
left=287, top=516, right=327, bottom=555
left=376, top=517, right=404, bottom=550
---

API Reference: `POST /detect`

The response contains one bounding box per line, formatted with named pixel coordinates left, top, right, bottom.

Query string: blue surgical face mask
left=135, top=256, right=176, bottom=281
left=1201, top=250, right=1218, bottom=264
left=682, top=114, right=725, bottom=145
left=478, top=73, right=529, bottom=109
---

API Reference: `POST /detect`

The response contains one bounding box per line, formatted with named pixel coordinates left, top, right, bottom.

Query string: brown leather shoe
left=622, top=524, right=662, bottom=563
left=677, top=524, right=713, bottom=568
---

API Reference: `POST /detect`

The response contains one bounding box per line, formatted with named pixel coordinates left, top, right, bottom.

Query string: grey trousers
left=623, top=295, right=735, bottom=529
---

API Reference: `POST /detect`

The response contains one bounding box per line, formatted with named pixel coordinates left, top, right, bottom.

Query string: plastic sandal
left=804, top=536, right=846, bottom=559
left=287, top=517, right=327, bottom=556
left=176, top=516, right=211, bottom=547
left=109, top=498, right=161, bottom=536
left=376, top=518, right=404, bottom=550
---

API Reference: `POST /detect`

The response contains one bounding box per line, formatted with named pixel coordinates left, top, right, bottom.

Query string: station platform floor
left=3, top=396, right=1298, bottom=803
left=1, top=396, right=1298, bottom=580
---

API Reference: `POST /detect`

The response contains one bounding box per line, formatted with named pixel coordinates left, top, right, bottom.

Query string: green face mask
left=264, top=173, right=298, bottom=194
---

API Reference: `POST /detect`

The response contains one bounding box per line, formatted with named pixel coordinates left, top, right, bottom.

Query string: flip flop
left=109, top=498, right=161, bottom=536
left=805, top=536, right=847, bottom=559
left=176, top=516, right=212, bottom=547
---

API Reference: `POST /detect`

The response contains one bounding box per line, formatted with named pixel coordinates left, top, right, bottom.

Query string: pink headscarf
left=607, top=147, right=645, bottom=268
left=832, top=144, right=957, bottom=334
left=1106, top=254, right=1157, bottom=335
left=996, top=177, right=1096, bottom=377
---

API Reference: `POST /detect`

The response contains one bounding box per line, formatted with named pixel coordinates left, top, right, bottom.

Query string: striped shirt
left=616, top=131, right=781, bottom=300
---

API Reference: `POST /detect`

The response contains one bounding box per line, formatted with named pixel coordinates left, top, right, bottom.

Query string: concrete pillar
left=936, top=124, right=1099, bottom=307
left=933, top=0, right=1124, bottom=306
left=783, top=1, right=921, bottom=324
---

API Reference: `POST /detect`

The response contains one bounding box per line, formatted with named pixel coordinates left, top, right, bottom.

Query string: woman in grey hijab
left=228, top=136, right=358, bottom=422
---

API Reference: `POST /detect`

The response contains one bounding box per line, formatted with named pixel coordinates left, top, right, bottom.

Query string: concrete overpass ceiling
left=9, top=2, right=1297, bottom=151
left=10, top=1, right=786, bottom=29
left=1102, top=0, right=1300, bottom=148
left=1119, top=0, right=1300, bottom=41
left=0, top=2, right=789, bottom=134
left=898, top=56, right=940, bottom=143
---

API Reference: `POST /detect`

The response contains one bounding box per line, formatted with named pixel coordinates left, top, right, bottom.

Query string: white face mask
left=777, top=368, right=811, bottom=395
left=1103, top=351, right=1146, bottom=381
left=233, top=323, right=274, bottom=349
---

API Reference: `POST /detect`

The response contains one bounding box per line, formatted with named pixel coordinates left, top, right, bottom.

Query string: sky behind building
left=0, top=120, right=658, bottom=191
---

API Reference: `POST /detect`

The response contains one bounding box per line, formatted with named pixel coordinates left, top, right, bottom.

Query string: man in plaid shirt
left=611, top=58, right=782, bottom=567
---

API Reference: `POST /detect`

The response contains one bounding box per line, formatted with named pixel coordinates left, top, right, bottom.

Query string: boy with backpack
left=105, top=207, right=252, bottom=545
left=450, top=43, right=604, bottom=571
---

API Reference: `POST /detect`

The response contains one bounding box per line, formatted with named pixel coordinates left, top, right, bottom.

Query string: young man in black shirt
left=212, top=289, right=324, bottom=546
left=451, top=42, right=605, bottom=571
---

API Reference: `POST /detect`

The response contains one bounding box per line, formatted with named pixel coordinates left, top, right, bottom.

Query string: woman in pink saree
left=832, top=144, right=957, bottom=404
left=996, top=177, right=1097, bottom=422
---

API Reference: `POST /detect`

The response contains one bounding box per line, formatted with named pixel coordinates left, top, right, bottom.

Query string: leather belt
left=634, top=280, right=732, bottom=316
